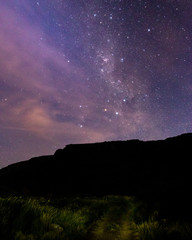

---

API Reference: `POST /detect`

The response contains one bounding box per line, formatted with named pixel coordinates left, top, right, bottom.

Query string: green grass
left=0, top=195, right=192, bottom=240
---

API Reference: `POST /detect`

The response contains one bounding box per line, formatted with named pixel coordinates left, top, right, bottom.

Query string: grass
left=0, top=195, right=192, bottom=240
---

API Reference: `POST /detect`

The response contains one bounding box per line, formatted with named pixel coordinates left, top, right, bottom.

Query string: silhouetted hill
left=0, top=133, right=192, bottom=198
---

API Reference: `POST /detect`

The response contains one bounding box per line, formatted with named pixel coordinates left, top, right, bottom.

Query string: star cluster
left=0, top=0, right=192, bottom=167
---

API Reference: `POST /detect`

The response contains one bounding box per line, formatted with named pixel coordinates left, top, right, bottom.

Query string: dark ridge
left=0, top=133, right=192, bottom=199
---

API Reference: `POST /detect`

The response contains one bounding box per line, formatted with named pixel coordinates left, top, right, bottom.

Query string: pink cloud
left=0, top=3, right=86, bottom=96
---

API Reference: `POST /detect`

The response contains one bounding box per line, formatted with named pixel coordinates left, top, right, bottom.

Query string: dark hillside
left=0, top=133, right=192, bottom=199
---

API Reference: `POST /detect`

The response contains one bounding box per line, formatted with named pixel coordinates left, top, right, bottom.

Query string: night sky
left=1, top=0, right=192, bottom=167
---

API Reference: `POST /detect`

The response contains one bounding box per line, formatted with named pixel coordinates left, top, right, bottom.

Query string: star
left=103, top=58, right=109, bottom=63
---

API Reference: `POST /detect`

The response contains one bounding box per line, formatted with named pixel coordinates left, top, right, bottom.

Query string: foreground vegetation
left=0, top=195, right=192, bottom=240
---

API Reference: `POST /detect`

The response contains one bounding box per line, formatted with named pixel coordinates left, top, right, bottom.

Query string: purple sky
left=1, top=0, right=192, bottom=167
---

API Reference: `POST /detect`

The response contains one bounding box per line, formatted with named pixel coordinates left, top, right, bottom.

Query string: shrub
left=1, top=195, right=192, bottom=240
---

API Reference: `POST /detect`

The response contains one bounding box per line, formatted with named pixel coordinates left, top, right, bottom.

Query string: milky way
left=1, top=0, right=192, bottom=167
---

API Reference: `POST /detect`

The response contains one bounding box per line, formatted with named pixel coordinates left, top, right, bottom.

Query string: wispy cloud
left=0, top=1, right=164, bottom=167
